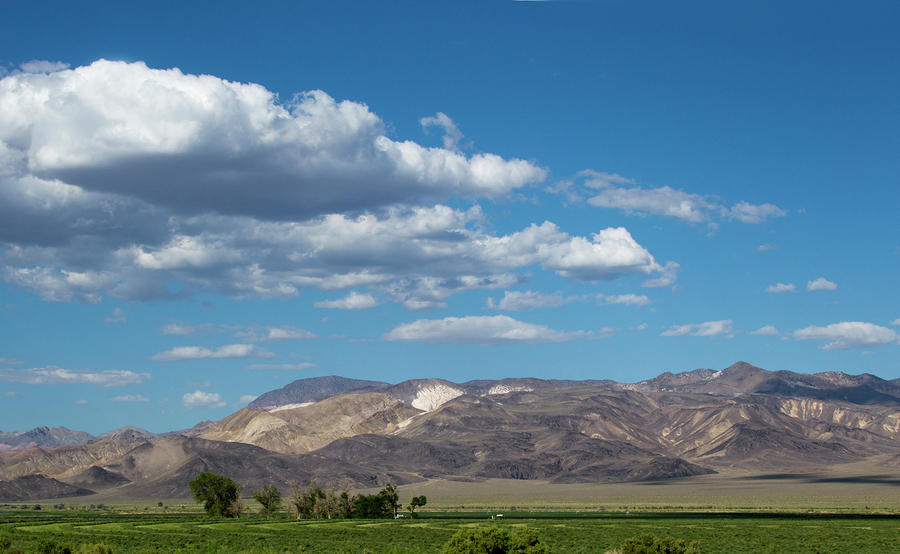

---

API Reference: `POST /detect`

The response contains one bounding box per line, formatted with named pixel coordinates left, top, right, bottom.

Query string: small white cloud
left=111, top=394, right=149, bottom=403
left=807, top=277, right=837, bottom=291
left=661, top=320, right=734, bottom=337
left=728, top=202, right=787, bottom=224
left=765, top=283, right=796, bottom=294
left=0, top=367, right=150, bottom=386
left=245, top=363, right=317, bottom=370
left=385, top=315, right=588, bottom=345
left=18, top=60, right=70, bottom=73
left=487, top=290, right=577, bottom=311
left=162, top=323, right=209, bottom=336
left=233, top=326, right=317, bottom=342
left=420, top=112, right=468, bottom=151
left=634, top=323, right=649, bottom=331
left=314, top=291, right=377, bottom=310
left=5, top=391, right=19, bottom=397
left=0, top=357, right=24, bottom=365
left=75, top=399, right=88, bottom=405
left=642, top=261, right=679, bottom=289
left=239, top=394, right=258, bottom=404
left=793, top=321, right=898, bottom=350
left=183, top=390, right=226, bottom=408
left=598, top=293, right=650, bottom=307
left=104, top=307, right=126, bottom=323
left=150, top=344, right=274, bottom=361
left=756, top=244, right=777, bottom=252
left=751, top=325, right=780, bottom=336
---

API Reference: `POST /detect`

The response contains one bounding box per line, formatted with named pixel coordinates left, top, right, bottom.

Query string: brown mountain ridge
left=1, top=362, right=898, bottom=501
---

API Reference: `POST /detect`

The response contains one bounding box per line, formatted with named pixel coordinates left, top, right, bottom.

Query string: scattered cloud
left=233, top=326, right=317, bottom=342
left=756, top=244, right=777, bottom=252
left=150, top=344, right=275, bottom=361
left=807, top=277, right=837, bottom=291
left=75, top=399, right=88, bottom=405
left=161, top=323, right=215, bottom=336
left=111, top=394, right=149, bottom=403
left=104, top=307, right=126, bottom=323
left=0, top=367, right=150, bottom=386
left=18, top=60, right=70, bottom=73
left=793, top=321, right=898, bottom=350
left=420, top=112, right=469, bottom=151
left=385, top=315, right=588, bottom=345
left=0, top=357, right=24, bottom=365
left=245, top=363, right=317, bottom=370
left=751, top=325, right=780, bottom=336
left=5, top=391, right=19, bottom=397
left=560, top=170, right=786, bottom=225
left=765, top=283, right=796, bottom=294
left=239, top=394, right=258, bottom=404
left=598, top=293, right=650, bottom=307
left=634, top=323, right=648, bottom=331
left=892, top=318, right=900, bottom=326
left=314, top=291, right=377, bottom=310
left=661, top=320, right=734, bottom=337
left=487, top=290, right=577, bottom=311
left=641, top=261, right=679, bottom=289
left=182, top=390, right=226, bottom=408
left=728, top=202, right=788, bottom=224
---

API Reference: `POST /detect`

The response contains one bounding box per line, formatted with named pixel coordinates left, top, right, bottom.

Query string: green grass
left=0, top=510, right=898, bottom=553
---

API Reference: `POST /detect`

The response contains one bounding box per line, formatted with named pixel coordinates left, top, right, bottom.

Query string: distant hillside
left=3, top=361, right=899, bottom=500
left=0, top=426, right=95, bottom=451
left=248, top=376, right=388, bottom=410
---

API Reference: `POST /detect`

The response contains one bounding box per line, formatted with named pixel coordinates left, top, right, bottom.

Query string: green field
left=1, top=509, right=898, bottom=553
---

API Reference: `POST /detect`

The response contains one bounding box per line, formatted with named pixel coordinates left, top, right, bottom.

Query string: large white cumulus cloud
left=0, top=60, right=672, bottom=305
left=0, top=59, right=545, bottom=219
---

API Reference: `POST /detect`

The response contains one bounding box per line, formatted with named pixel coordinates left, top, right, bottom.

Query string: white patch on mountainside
left=268, top=402, right=314, bottom=413
left=411, top=384, right=464, bottom=411
left=486, top=384, right=534, bottom=396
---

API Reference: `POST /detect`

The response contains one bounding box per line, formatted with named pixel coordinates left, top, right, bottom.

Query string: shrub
left=442, top=527, right=550, bottom=554
left=35, top=538, right=73, bottom=554
left=76, top=544, right=114, bottom=554
left=0, top=533, right=11, bottom=550
left=621, top=534, right=700, bottom=554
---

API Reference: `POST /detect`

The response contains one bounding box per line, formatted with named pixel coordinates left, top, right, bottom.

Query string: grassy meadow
left=2, top=470, right=898, bottom=553
left=0, top=509, right=898, bottom=553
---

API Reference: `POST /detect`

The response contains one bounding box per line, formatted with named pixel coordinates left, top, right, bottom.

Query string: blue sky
left=0, top=1, right=897, bottom=434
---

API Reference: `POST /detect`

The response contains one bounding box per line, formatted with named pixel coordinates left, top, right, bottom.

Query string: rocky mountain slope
left=2, top=362, right=899, bottom=501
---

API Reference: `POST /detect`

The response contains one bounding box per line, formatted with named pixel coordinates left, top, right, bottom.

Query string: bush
left=0, top=533, right=11, bottom=550
left=442, top=527, right=550, bottom=554
left=76, top=544, right=114, bottom=554
left=621, top=534, right=700, bottom=554
left=35, top=539, right=73, bottom=554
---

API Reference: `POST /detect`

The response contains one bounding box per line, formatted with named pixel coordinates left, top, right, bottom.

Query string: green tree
left=378, top=483, right=400, bottom=518
left=621, top=534, right=700, bottom=554
left=253, top=485, right=282, bottom=519
left=188, top=472, right=242, bottom=518
left=289, top=482, right=324, bottom=520
left=408, top=495, right=427, bottom=517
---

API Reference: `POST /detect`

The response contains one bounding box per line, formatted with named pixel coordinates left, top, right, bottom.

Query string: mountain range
left=1, top=361, right=898, bottom=501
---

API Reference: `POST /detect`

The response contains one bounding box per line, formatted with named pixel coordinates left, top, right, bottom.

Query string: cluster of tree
left=441, top=527, right=549, bottom=553
left=289, top=482, right=408, bottom=520
left=189, top=472, right=425, bottom=520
